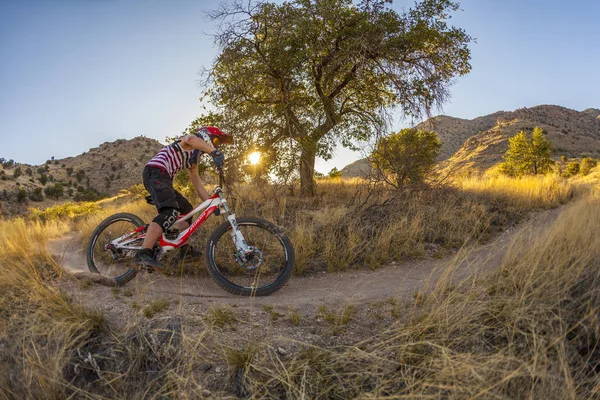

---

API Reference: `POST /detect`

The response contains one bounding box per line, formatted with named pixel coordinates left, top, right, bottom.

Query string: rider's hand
left=211, top=149, right=225, bottom=167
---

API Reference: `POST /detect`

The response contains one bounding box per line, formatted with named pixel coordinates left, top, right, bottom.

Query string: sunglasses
left=211, top=135, right=232, bottom=146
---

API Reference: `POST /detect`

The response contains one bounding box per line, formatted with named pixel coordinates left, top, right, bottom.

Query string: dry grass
left=458, top=174, right=573, bottom=210
left=238, top=194, right=600, bottom=399
left=0, top=173, right=592, bottom=399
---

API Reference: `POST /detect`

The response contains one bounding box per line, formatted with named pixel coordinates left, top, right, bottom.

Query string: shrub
left=73, top=189, right=103, bottom=202
left=38, top=174, right=48, bottom=185
left=328, top=168, right=342, bottom=179
left=579, top=157, right=597, bottom=176
left=13, top=167, right=22, bottom=179
left=17, top=188, right=27, bottom=203
left=75, top=170, right=85, bottom=183
left=563, top=162, right=580, bottom=177
left=44, top=183, right=64, bottom=200
left=66, top=167, right=73, bottom=177
left=29, top=188, right=44, bottom=202
left=371, top=128, right=441, bottom=187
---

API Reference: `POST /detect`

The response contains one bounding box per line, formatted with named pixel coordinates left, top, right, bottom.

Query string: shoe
left=134, top=248, right=163, bottom=270
left=179, top=244, right=203, bottom=261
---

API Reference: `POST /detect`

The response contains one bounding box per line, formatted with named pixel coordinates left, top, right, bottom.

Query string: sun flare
left=248, top=151, right=261, bottom=165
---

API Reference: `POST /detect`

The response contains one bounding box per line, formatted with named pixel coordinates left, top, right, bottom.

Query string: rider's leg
left=173, top=190, right=202, bottom=260
left=136, top=166, right=180, bottom=269
left=141, top=222, right=163, bottom=249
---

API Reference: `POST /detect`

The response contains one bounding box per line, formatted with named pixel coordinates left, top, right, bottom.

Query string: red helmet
left=198, top=126, right=232, bottom=147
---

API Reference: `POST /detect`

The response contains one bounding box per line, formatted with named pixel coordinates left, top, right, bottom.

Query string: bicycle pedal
left=138, top=265, right=154, bottom=273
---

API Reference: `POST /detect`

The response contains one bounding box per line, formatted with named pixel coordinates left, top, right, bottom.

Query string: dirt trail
left=49, top=207, right=562, bottom=309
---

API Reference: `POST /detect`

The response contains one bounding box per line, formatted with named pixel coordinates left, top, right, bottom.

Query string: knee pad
left=153, top=207, right=180, bottom=231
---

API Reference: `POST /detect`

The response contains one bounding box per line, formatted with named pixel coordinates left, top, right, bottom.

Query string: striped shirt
left=146, top=140, right=200, bottom=177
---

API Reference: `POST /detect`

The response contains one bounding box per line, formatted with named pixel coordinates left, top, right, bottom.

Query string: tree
left=500, top=127, right=552, bottom=176
left=370, top=128, right=441, bottom=187
left=207, top=0, right=472, bottom=195
left=328, top=167, right=342, bottom=179
left=530, top=127, right=552, bottom=174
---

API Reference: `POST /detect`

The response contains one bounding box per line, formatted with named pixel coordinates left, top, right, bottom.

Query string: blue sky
left=1, top=0, right=599, bottom=171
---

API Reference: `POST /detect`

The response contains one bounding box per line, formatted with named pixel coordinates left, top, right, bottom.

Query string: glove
left=211, top=149, right=225, bottom=167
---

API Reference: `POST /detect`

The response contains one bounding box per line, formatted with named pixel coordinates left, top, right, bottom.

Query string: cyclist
left=133, top=126, right=231, bottom=270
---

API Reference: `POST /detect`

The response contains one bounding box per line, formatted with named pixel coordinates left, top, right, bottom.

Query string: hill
left=341, top=105, right=600, bottom=178
left=439, top=105, right=600, bottom=175
left=0, top=136, right=163, bottom=216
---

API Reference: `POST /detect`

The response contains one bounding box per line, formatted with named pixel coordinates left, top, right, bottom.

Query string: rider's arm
left=180, top=135, right=215, bottom=153
left=188, top=166, right=210, bottom=201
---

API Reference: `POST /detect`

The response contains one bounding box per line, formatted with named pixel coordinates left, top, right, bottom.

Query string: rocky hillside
left=341, top=105, right=600, bottom=178
left=438, top=105, right=600, bottom=175
left=0, top=136, right=163, bottom=215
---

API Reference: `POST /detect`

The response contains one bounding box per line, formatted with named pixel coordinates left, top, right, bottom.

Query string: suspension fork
left=217, top=189, right=251, bottom=255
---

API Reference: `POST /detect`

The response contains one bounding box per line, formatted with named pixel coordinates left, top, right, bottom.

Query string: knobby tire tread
left=86, top=212, right=145, bottom=286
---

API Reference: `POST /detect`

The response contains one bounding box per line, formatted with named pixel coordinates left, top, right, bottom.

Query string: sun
left=248, top=151, right=261, bottom=165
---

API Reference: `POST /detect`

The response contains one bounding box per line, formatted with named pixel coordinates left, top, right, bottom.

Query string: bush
left=13, top=167, right=22, bottom=179
left=563, top=162, right=580, bottom=177
left=370, top=128, right=441, bottom=187
left=17, top=188, right=27, bottom=203
left=579, top=157, right=597, bottom=176
left=327, top=168, right=342, bottom=179
left=73, top=189, right=103, bottom=202
left=44, top=183, right=64, bottom=200
left=29, top=188, right=44, bottom=202
left=38, top=174, right=48, bottom=185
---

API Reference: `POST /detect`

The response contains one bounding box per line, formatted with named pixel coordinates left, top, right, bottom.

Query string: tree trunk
left=299, top=144, right=317, bottom=196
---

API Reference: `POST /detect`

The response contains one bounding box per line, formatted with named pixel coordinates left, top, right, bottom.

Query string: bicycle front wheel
left=205, top=217, right=294, bottom=296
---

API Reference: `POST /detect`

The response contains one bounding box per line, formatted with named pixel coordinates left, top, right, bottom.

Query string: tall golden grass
left=0, top=173, right=592, bottom=398
left=458, top=174, right=573, bottom=209
left=0, top=217, right=104, bottom=398
left=237, top=193, right=600, bottom=399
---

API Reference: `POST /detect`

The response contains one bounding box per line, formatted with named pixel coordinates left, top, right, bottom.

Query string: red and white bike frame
left=109, top=186, right=251, bottom=259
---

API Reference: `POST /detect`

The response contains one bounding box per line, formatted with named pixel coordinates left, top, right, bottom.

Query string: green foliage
left=371, top=128, right=441, bottom=187
left=13, top=167, right=22, bottom=179
left=75, top=170, right=85, bottom=183
left=208, top=0, right=472, bottom=194
left=563, top=162, right=580, bottom=177
left=44, top=183, right=64, bottom=200
left=29, top=201, right=101, bottom=221
left=38, top=174, right=48, bottom=186
left=1, top=159, right=15, bottom=168
left=73, top=188, right=103, bottom=202
left=579, top=157, right=597, bottom=176
left=29, top=188, right=44, bottom=202
left=328, top=168, right=342, bottom=179
left=17, top=188, right=27, bottom=203
left=500, top=127, right=553, bottom=177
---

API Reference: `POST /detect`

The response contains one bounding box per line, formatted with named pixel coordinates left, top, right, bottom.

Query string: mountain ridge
left=341, top=104, right=600, bottom=178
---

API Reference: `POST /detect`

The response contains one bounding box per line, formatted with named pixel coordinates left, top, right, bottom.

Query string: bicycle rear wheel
left=205, top=217, right=294, bottom=296
left=87, top=213, right=145, bottom=286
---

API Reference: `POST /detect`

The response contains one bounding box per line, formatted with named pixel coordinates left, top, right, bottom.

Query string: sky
left=1, top=0, right=599, bottom=172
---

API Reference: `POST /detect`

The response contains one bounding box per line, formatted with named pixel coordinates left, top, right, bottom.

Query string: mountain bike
left=86, top=170, right=295, bottom=296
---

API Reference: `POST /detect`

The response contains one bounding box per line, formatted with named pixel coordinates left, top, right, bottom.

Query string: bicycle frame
left=109, top=186, right=251, bottom=260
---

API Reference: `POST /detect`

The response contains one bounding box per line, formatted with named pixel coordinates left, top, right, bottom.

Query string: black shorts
left=143, top=166, right=193, bottom=215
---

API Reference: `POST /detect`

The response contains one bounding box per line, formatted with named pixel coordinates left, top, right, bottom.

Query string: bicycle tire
left=205, top=217, right=295, bottom=296
left=87, top=212, right=145, bottom=286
